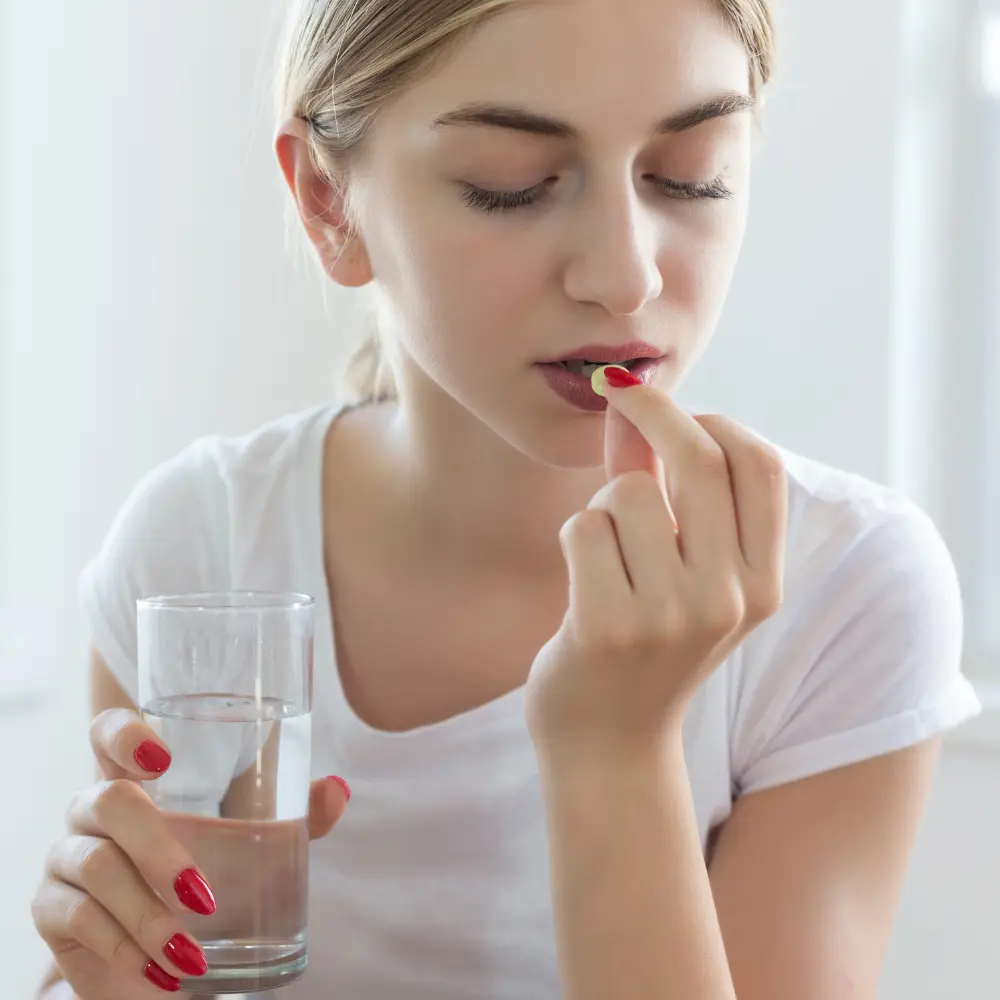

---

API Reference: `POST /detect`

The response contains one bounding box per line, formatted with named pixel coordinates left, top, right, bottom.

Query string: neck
left=347, top=385, right=608, bottom=584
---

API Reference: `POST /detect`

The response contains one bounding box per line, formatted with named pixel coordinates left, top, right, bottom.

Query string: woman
left=31, top=0, right=981, bottom=997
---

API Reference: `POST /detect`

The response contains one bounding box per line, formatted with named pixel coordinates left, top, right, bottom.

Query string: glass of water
left=137, top=592, right=314, bottom=995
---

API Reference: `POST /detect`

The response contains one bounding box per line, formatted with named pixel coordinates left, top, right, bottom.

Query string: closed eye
left=460, top=173, right=733, bottom=214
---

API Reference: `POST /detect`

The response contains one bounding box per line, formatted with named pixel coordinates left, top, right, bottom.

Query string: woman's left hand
left=526, top=380, right=789, bottom=759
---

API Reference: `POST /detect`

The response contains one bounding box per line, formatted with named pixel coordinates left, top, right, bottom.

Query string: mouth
left=535, top=352, right=668, bottom=412
left=551, top=358, right=643, bottom=378
left=539, top=341, right=666, bottom=377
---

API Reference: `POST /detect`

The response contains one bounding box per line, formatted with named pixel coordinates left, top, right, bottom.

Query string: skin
left=33, top=0, right=942, bottom=996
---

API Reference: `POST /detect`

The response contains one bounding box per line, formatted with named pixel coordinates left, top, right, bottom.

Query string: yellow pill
left=590, top=364, right=631, bottom=397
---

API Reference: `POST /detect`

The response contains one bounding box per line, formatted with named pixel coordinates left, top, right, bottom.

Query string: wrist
left=533, top=724, right=686, bottom=790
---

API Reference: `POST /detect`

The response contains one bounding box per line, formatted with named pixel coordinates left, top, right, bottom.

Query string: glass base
left=183, top=941, right=307, bottom=995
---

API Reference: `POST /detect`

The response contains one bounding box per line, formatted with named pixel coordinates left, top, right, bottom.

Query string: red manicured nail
left=604, top=367, right=643, bottom=389
left=134, top=740, right=171, bottom=774
left=144, top=960, right=181, bottom=992
left=164, top=933, right=208, bottom=977
left=174, top=868, right=216, bottom=915
left=327, top=775, right=351, bottom=802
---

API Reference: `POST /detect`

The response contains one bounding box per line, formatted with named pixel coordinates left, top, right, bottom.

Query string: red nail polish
left=326, top=775, right=351, bottom=802
left=604, top=367, right=643, bottom=389
left=134, top=740, right=171, bottom=774
left=144, top=960, right=181, bottom=992
left=164, top=933, right=208, bottom=977
left=174, top=868, right=216, bottom=915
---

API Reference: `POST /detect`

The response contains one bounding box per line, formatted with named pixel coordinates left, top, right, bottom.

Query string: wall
left=1, top=2, right=996, bottom=998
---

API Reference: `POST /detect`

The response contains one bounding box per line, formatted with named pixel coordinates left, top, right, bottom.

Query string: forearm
left=537, top=733, right=736, bottom=1000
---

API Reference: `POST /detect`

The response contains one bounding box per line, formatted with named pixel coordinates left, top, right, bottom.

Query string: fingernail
left=326, top=775, right=351, bottom=802
left=164, top=933, right=208, bottom=977
left=590, top=364, right=631, bottom=397
left=603, top=366, right=643, bottom=389
left=174, top=868, right=216, bottom=915
left=134, top=740, right=171, bottom=774
left=144, top=960, right=181, bottom=992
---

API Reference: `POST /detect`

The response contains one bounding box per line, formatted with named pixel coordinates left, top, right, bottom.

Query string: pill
left=590, top=364, right=631, bottom=397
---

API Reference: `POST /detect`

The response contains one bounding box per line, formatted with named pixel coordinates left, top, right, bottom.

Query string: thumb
left=307, top=775, right=351, bottom=840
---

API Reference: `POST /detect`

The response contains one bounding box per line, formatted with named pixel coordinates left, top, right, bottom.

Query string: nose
left=562, top=182, right=664, bottom=317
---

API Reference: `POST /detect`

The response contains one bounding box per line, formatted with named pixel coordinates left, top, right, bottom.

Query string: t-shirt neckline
left=302, top=401, right=529, bottom=751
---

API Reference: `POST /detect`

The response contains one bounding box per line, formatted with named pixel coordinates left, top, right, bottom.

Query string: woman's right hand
left=31, top=708, right=350, bottom=998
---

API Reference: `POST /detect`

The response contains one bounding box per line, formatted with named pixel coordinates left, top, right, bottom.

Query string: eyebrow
left=429, top=92, right=755, bottom=139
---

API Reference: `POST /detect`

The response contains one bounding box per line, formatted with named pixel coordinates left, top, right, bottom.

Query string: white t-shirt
left=79, top=402, right=982, bottom=999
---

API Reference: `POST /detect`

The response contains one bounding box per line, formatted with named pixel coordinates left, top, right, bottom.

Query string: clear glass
left=137, top=592, right=314, bottom=995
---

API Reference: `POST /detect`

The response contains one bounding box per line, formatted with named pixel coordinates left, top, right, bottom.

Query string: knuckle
left=135, top=903, right=169, bottom=946
left=43, top=836, right=69, bottom=877
left=65, top=894, right=100, bottom=941
left=30, top=881, right=58, bottom=936
left=89, top=708, right=116, bottom=742
left=754, top=442, right=786, bottom=479
left=91, top=707, right=144, bottom=762
left=609, top=470, right=660, bottom=506
left=562, top=508, right=608, bottom=544
left=94, top=777, right=144, bottom=819
left=745, top=576, right=784, bottom=621
left=108, top=928, right=133, bottom=967
left=697, top=582, right=745, bottom=635
left=579, top=615, right=634, bottom=655
left=77, top=838, right=121, bottom=889
left=639, top=607, right=687, bottom=647
left=689, top=441, right=728, bottom=476
left=64, top=786, right=91, bottom=826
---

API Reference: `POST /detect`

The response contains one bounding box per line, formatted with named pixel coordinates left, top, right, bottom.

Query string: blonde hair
left=277, top=0, right=776, bottom=405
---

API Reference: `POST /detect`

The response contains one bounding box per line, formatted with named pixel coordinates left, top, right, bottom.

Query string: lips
left=543, top=341, right=665, bottom=365
left=536, top=355, right=666, bottom=412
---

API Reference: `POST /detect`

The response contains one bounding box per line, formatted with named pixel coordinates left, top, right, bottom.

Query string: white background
left=1, top=1, right=998, bottom=997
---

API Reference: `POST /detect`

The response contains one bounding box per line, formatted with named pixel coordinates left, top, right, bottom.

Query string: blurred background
left=1, top=1, right=999, bottom=997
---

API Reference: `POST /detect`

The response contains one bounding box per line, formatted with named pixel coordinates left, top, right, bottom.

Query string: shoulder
left=725, top=440, right=978, bottom=794
left=774, top=443, right=952, bottom=601
left=126, top=404, right=336, bottom=519
left=79, top=405, right=340, bottom=693
left=83, top=404, right=338, bottom=591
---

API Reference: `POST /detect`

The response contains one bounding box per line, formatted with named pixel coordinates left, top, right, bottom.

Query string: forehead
left=381, top=0, right=751, bottom=136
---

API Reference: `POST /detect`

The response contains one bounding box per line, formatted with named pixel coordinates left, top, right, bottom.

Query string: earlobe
left=321, top=227, right=374, bottom=288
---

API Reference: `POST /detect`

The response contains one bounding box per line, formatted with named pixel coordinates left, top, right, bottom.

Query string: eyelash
left=460, top=175, right=733, bottom=214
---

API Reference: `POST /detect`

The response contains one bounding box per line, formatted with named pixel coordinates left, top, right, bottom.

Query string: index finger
left=603, top=383, right=739, bottom=566
left=90, top=708, right=172, bottom=782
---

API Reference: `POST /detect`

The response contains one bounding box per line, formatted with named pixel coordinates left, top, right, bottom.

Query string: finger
left=90, top=708, right=172, bottom=782
left=588, top=471, right=682, bottom=602
left=46, top=835, right=208, bottom=980
left=31, top=880, right=181, bottom=994
left=692, top=414, right=788, bottom=582
left=605, top=406, right=674, bottom=532
left=605, top=404, right=658, bottom=480
left=559, top=508, right=633, bottom=620
left=66, top=780, right=217, bottom=917
left=308, top=776, right=351, bottom=840
left=603, top=385, right=739, bottom=570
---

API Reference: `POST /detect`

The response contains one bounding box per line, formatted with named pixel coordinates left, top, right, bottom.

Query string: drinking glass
left=137, top=592, right=314, bottom=994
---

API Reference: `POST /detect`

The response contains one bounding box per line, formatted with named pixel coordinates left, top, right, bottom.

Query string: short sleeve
left=78, top=439, right=230, bottom=704
left=732, top=499, right=982, bottom=796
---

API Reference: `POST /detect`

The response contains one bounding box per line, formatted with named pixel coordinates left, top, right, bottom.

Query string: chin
left=488, top=402, right=609, bottom=471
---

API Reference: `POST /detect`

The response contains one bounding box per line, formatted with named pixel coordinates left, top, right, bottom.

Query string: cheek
left=376, top=202, right=550, bottom=333
left=661, top=199, right=748, bottom=313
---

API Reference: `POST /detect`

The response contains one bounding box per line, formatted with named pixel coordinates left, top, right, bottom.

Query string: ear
left=274, top=117, right=373, bottom=288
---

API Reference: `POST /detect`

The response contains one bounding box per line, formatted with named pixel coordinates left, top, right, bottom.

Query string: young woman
left=31, top=0, right=981, bottom=997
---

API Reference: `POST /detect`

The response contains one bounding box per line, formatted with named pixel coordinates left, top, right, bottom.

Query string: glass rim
left=137, top=591, right=315, bottom=613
